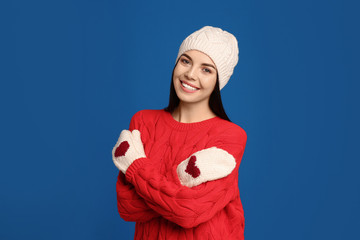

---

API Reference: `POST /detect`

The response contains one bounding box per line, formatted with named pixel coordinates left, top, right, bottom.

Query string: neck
left=172, top=101, right=216, bottom=123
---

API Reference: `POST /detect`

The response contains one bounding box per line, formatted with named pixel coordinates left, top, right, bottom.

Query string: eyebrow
left=182, top=53, right=217, bottom=70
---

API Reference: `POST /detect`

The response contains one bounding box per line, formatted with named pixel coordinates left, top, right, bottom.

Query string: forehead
left=182, top=50, right=216, bottom=66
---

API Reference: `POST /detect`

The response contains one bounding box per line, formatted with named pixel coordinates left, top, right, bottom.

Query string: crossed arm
left=113, top=111, right=247, bottom=227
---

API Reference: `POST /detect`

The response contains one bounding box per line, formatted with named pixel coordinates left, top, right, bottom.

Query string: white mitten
left=176, top=147, right=236, bottom=187
left=112, top=129, right=146, bottom=174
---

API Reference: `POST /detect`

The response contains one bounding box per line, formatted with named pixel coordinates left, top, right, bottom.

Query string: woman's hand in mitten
left=176, top=147, right=236, bottom=188
left=112, top=129, right=146, bottom=174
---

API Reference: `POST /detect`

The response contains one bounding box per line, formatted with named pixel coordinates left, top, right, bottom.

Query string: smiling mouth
left=180, top=80, right=200, bottom=91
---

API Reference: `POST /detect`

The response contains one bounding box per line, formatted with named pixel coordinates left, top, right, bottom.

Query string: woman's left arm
left=115, top=127, right=247, bottom=228
left=114, top=110, right=160, bottom=222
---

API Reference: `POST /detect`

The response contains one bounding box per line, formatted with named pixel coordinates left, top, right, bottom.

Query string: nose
left=184, top=66, right=196, bottom=80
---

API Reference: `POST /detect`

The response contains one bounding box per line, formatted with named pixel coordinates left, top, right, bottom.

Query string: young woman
left=112, top=26, right=247, bottom=240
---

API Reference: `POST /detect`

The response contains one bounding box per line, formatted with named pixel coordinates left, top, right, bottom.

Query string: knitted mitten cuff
left=176, top=147, right=236, bottom=188
left=112, top=129, right=146, bottom=174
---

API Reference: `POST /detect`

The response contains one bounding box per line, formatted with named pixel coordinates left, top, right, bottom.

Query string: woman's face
left=173, top=50, right=218, bottom=106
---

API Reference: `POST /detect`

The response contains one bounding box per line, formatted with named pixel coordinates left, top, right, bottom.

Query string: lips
left=180, top=80, right=200, bottom=89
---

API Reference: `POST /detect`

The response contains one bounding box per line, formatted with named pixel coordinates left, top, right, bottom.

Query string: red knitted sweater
left=116, top=109, right=247, bottom=240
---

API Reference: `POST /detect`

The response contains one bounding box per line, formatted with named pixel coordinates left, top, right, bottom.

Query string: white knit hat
left=175, top=26, right=239, bottom=90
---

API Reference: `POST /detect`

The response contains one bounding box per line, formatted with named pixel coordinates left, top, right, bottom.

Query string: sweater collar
left=162, top=109, right=222, bottom=131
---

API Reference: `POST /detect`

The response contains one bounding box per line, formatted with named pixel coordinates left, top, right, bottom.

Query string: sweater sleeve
left=115, top=111, right=160, bottom=222
left=125, top=126, right=247, bottom=228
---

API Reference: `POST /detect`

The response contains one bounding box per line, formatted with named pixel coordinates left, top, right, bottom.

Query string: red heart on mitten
left=185, top=155, right=200, bottom=178
left=115, top=141, right=129, bottom=157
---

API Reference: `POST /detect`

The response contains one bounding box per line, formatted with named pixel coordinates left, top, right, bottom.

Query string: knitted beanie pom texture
left=176, top=26, right=239, bottom=90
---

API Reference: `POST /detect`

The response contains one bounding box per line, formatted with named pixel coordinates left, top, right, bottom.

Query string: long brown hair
left=163, top=58, right=231, bottom=122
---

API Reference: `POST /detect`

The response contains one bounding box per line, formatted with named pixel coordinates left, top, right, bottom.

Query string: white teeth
left=181, top=81, right=198, bottom=91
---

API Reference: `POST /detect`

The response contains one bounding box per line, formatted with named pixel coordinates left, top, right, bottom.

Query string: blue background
left=1, top=0, right=359, bottom=239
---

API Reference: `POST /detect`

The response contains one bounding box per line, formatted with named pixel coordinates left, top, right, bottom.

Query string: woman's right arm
left=115, top=111, right=160, bottom=222
left=116, top=171, right=160, bottom=222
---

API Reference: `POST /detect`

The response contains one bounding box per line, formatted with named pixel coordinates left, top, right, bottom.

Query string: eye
left=180, top=57, right=190, bottom=65
left=203, top=68, right=212, bottom=73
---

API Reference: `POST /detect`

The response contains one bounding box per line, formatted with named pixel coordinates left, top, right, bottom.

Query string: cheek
left=172, top=69, right=180, bottom=82
left=204, top=76, right=217, bottom=89
left=172, top=75, right=178, bottom=86
left=172, top=75, right=180, bottom=92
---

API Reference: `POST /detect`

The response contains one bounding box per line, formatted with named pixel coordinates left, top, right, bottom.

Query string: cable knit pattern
left=115, top=109, right=247, bottom=240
